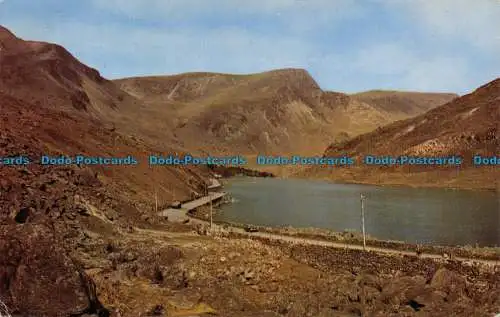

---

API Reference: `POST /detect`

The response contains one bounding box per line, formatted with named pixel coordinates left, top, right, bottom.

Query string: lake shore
left=191, top=202, right=500, bottom=262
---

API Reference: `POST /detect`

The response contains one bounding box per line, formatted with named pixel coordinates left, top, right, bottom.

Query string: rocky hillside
left=115, top=70, right=456, bottom=155
left=0, top=25, right=130, bottom=113
left=0, top=26, right=211, bottom=315
left=0, top=26, right=184, bottom=150
left=0, top=25, right=209, bottom=204
left=301, top=78, right=500, bottom=190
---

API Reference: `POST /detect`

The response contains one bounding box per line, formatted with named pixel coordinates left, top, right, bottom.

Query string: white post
left=361, top=194, right=366, bottom=250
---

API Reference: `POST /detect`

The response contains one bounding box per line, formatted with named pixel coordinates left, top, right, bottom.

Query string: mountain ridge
left=300, top=78, right=499, bottom=190
left=115, top=70, right=457, bottom=156
left=0, top=25, right=210, bottom=207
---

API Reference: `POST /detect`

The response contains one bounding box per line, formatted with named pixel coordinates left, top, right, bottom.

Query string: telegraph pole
left=210, top=194, right=213, bottom=231
left=360, top=194, right=366, bottom=250
left=205, top=182, right=213, bottom=231
left=155, top=188, right=158, bottom=213
left=153, top=167, right=158, bottom=213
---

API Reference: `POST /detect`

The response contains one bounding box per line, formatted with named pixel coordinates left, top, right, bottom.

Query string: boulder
left=430, top=268, right=468, bottom=300
left=0, top=224, right=109, bottom=317
left=380, top=275, right=426, bottom=306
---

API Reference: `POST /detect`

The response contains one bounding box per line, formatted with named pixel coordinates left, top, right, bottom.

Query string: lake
left=215, top=177, right=500, bottom=247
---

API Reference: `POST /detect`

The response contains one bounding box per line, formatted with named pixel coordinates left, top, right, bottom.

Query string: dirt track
left=228, top=228, right=500, bottom=267
left=162, top=208, right=500, bottom=268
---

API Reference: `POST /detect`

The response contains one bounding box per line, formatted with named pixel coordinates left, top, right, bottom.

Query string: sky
left=0, top=0, right=499, bottom=94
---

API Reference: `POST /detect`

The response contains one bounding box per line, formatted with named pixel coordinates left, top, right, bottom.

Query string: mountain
left=351, top=90, right=458, bottom=116
left=115, top=70, right=457, bottom=156
left=0, top=25, right=215, bottom=315
left=0, top=26, right=184, bottom=150
left=0, top=25, right=210, bottom=212
left=0, top=25, right=211, bottom=316
left=300, top=78, right=500, bottom=190
left=0, top=25, right=125, bottom=112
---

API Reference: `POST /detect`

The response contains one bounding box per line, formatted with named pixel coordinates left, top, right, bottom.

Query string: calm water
left=216, top=177, right=500, bottom=246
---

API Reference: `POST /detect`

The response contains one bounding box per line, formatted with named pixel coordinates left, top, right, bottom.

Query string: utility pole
left=155, top=188, right=158, bottom=213
left=210, top=194, right=213, bottom=231
left=360, top=194, right=366, bottom=250
left=206, top=182, right=213, bottom=232
left=152, top=166, right=158, bottom=213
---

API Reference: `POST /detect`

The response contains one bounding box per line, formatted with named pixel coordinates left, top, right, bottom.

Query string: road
left=158, top=192, right=227, bottom=218
left=182, top=192, right=226, bottom=210
left=159, top=197, right=500, bottom=268
left=215, top=224, right=500, bottom=267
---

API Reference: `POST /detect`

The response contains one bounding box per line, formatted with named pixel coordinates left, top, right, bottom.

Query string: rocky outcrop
left=0, top=224, right=109, bottom=317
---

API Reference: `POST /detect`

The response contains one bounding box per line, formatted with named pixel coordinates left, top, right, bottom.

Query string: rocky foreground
left=2, top=212, right=499, bottom=317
